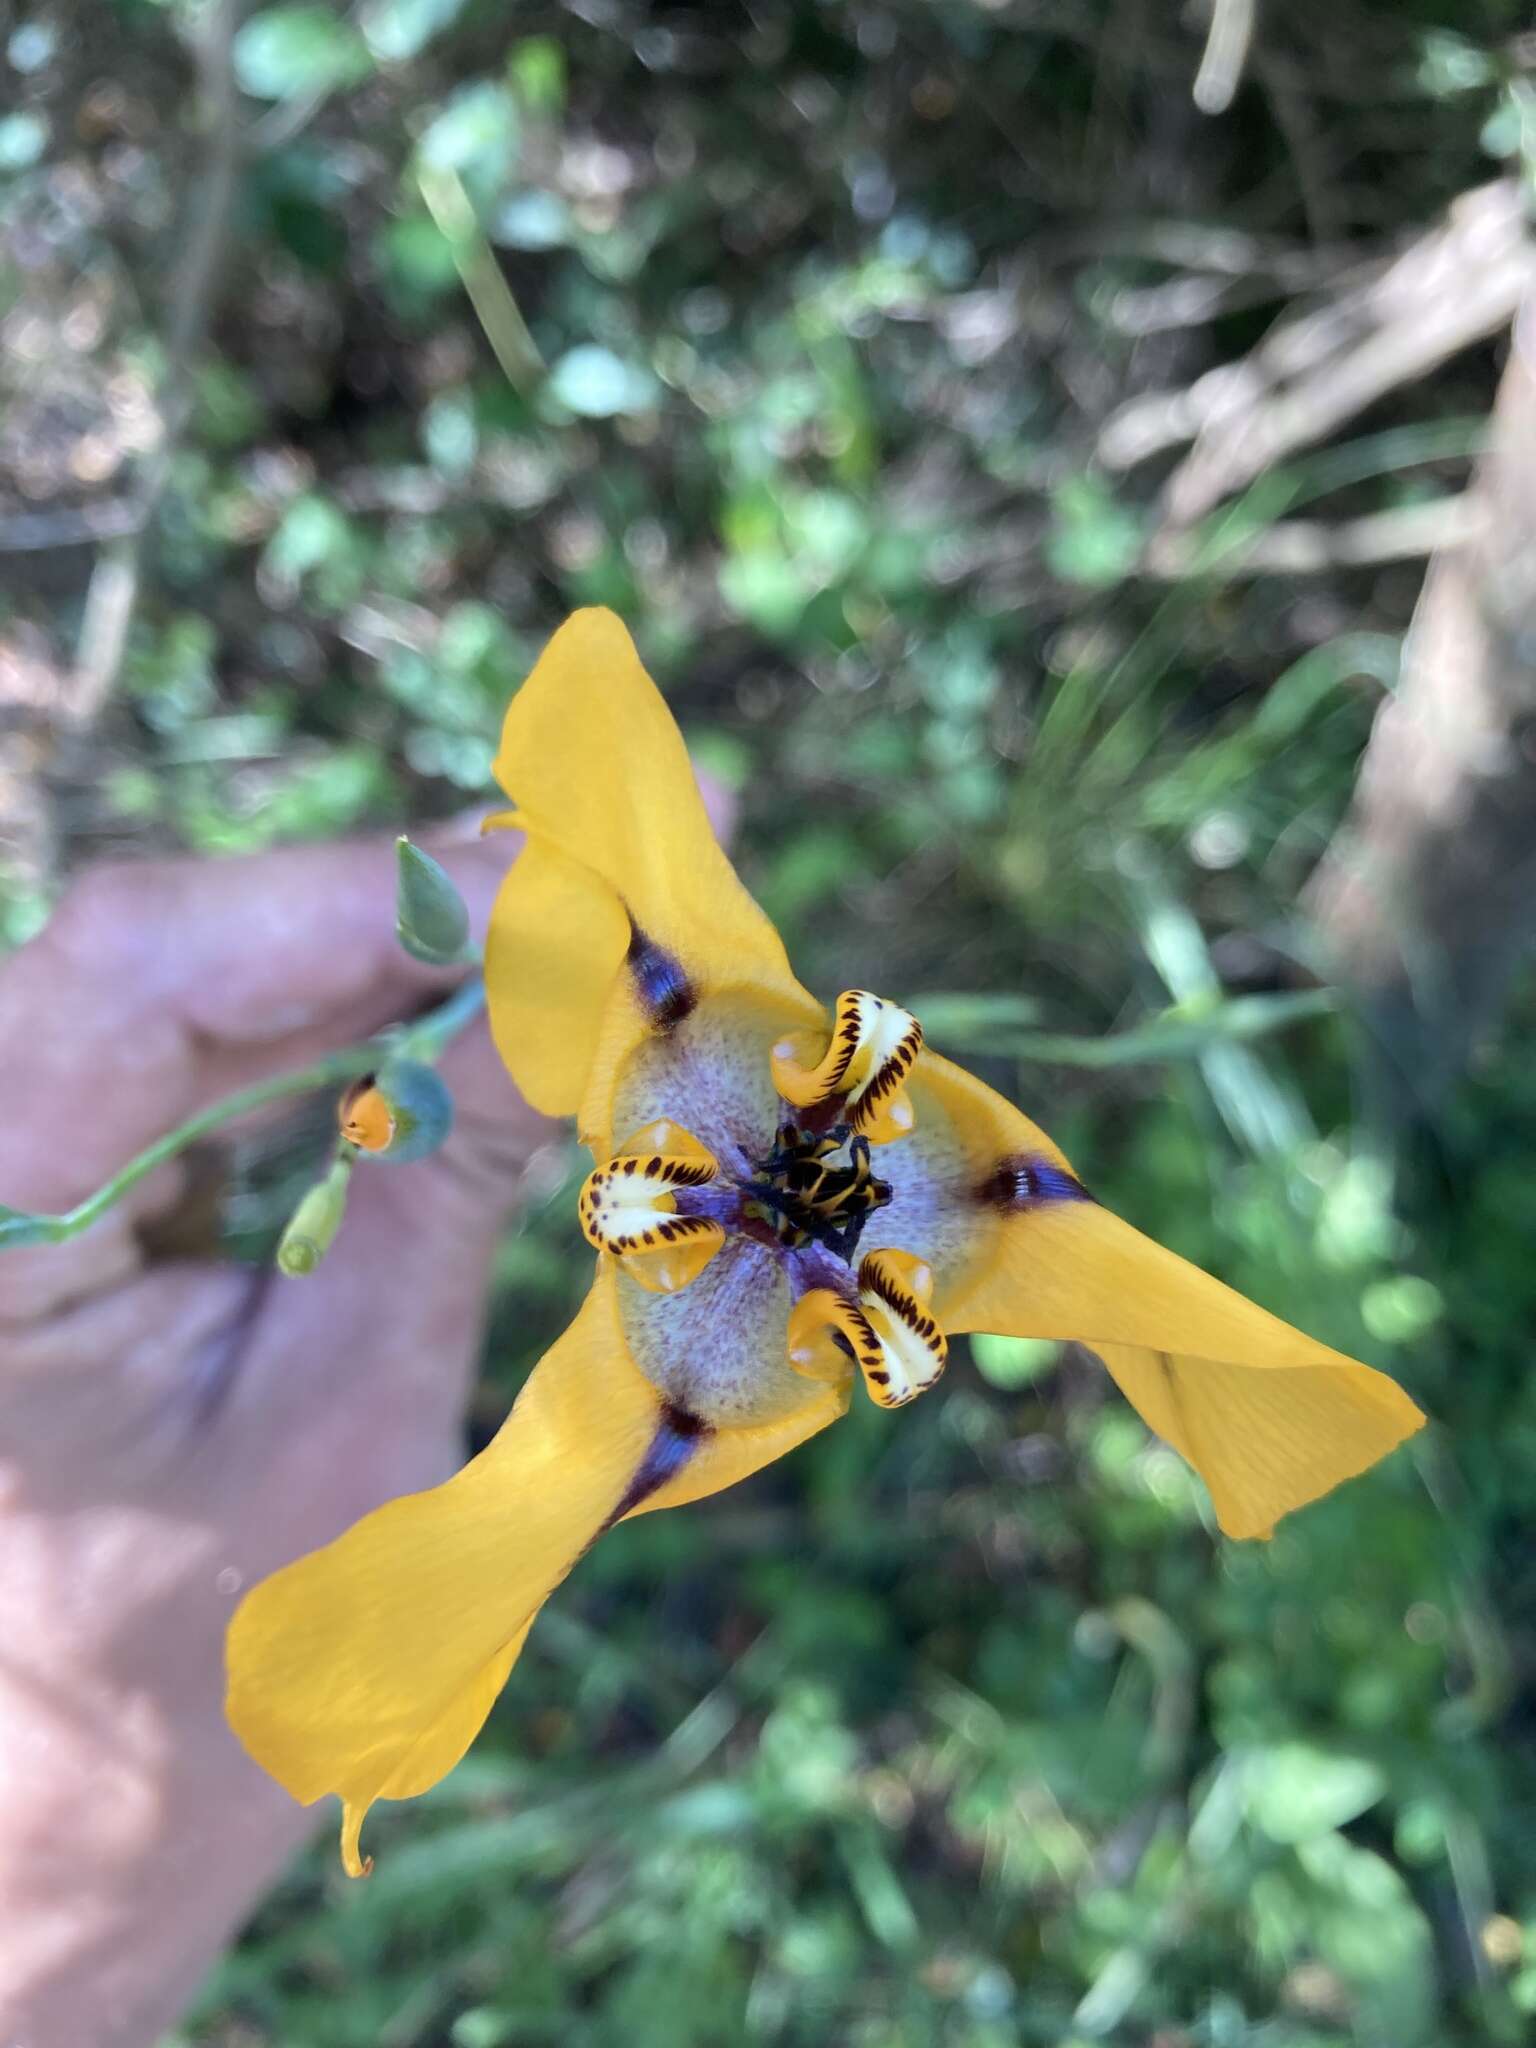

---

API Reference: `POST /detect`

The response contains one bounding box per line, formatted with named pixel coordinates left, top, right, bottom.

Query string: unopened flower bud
left=396, top=837, right=471, bottom=966
left=277, top=1158, right=353, bottom=1277
left=338, top=1059, right=454, bottom=1164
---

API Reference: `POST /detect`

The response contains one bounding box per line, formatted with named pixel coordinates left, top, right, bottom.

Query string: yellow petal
left=926, top=1053, right=1425, bottom=1539
left=492, top=610, right=789, bottom=986
left=225, top=1282, right=657, bottom=1872
left=485, top=830, right=630, bottom=1118
left=1092, top=1339, right=1422, bottom=1542
left=226, top=1266, right=845, bottom=1873
left=487, top=610, right=804, bottom=1116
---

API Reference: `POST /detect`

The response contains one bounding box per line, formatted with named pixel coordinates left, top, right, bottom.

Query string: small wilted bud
left=277, top=1158, right=353, bottom=1277
left=338, top=1059, right=454, bottom=1164
left=396, top=837, right=472, bottom=966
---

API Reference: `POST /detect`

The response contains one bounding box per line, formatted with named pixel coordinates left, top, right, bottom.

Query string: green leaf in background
left=546, top=345, right=660, bottom=419
left=0, top=110, right=48, bottom=170
left=1243, top=1743, right=1386, bottom=1843
left=718, top=550, right=808, bottom=635
left=417, top=80, right=520, bottom=199
left=780, top=488, right=867, bottom=579
left=1298, top=1833, right=1438, bottom=2045
left=903, top=992, right=1043, bottom=1046
left=1480, top=80, right=1536, bottom=165
left=913, top=989, right=1337, bottom=1065
left=492, top=189, right=571, bottom=250
left=377, top=212, right=460, bottom=298
left=1417, top=29, right=1495, bottom=97
left=362, top=0, right=470, bottom=64
left=508, top=35, right=567, bottom=114
left=232, top=6, right=372, bottom=101
left=1359, top=1273, right=1444, bottom=1342
left=421, top=388, right=478, bottom=479
left=971, top=1334, right=1062, bottom=1390
left=261, top=492, right=360, bottom=599
left=1046, top=473, right=1145, bottom=587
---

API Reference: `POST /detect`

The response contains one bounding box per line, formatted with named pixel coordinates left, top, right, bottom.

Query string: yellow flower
left=225, top=609, right=1426, bottom=1875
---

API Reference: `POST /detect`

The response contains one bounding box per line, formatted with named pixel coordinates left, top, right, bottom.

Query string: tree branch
left=1307, top=294, right=1536, bottom=1115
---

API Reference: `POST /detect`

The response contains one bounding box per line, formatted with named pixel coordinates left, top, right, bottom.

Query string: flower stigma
left=739, top=1121, right=893, bottom=1261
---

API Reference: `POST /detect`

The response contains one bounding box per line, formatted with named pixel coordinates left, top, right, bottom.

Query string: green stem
left=0, top=972, right=486, bottom=1253
left=417, top=163, right=546, bottom=395
left=392, top=968, right=486, bottom=1062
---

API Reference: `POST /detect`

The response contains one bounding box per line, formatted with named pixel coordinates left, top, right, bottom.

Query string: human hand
left=0, top=825, right=546, bottom=2048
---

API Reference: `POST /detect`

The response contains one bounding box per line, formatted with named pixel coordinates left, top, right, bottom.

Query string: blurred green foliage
left=4, top=0, right=1536, bottom=2043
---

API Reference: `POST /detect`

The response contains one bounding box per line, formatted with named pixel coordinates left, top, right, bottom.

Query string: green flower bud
left=339, top=1059, right=454, bottom=1165
left=396, top=837, right=472, bottom=967
left=277, top=1158, right=354, bottom=1277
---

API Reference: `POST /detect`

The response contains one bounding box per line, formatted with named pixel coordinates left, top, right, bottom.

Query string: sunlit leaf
left=233, top=7, right=372, bottom=100
left=362, top=0, right=469, bottom=64
left=1244, top=1744, right=1386, bottom=1843
left=546, top=346, right=659, bottom=418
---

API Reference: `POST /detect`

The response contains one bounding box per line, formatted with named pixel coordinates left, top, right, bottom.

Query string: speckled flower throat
left=578, top=936, right=964, bottom=1420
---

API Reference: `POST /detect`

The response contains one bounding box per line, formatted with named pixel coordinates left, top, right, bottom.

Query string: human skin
left=0, top=822, right=552, bottom=2047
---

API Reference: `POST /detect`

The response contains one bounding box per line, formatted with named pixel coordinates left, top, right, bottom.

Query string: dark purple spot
left=976, top=1155, right=1091, bottom=1211
left=626, top=919, right=696, bottom=1030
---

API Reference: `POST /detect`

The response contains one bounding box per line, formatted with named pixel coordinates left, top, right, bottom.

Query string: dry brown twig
left=1101, top=179, right=1535, bottom=533
left=1307, top=292, right=1536, bottom=1113
left=1192, top=0, right=1257, bottom=116
left=66, top=0, right=246, bottom=726
left=1145, top=494, right=1481, bottom=580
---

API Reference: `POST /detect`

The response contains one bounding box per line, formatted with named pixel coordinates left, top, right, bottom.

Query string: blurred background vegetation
left=5, top=1, right=1536, bottom=2042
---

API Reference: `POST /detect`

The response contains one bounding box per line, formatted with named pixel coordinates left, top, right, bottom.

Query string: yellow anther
left=770, top=990, right=922, bottom=1144
left=785, top=1247, right=948, bottom=1409
left=578, top=1120, right=724, bottom=1295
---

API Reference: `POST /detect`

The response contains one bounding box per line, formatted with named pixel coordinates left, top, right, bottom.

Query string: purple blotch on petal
left=976, top=1155, right=1091, bottom=1210
left=626, top=917, right=697, bottom=1031
left=604, top=1402, right=709, bottom=1528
